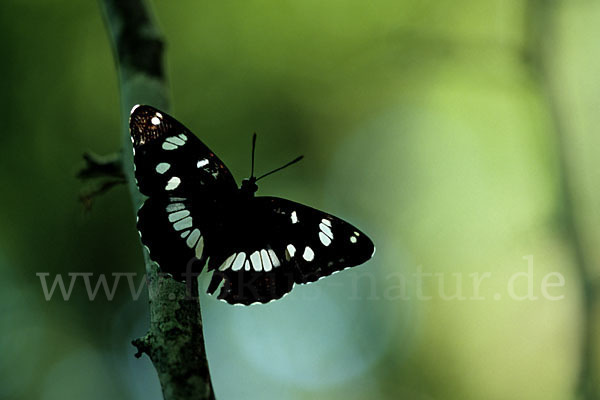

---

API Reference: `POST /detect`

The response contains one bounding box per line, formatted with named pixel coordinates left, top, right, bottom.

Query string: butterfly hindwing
left=130, top=105, right=237, bottom=198
left=206, top=197, right=375, bottom=304
left=137, top=196, right=209, bottom=279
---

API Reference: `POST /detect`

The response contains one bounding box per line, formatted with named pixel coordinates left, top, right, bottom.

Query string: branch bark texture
left=99, top=1, right=215, bottom=399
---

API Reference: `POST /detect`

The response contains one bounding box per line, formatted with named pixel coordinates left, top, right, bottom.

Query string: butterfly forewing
left=130, top=105, right=237, bottom=197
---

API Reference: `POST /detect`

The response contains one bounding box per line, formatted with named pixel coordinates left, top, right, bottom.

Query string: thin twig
left=98, top=0, right=215, bottom=399
left=77, top=151, right=126, bottom=210
left=77, top=151, right=125, bottom=180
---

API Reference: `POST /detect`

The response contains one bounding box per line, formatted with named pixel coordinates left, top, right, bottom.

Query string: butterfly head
left=240, top=177, right=259, bottom=196
left=243, top=133, right=303, bottom=197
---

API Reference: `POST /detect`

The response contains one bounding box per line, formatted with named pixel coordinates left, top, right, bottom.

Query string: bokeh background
left=2, top=0, right=599, bottom=399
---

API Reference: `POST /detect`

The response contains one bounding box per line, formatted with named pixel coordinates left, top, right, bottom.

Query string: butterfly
left=130, top=104, right=375, bottom=305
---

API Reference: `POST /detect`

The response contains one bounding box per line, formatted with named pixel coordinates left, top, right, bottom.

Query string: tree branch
left=98, top=0, right=215, bottom=398
left=77, top=151, right=126, bottom=209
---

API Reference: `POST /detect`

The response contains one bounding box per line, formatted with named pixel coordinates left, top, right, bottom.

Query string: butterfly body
left=130, top=105, right=375, bottom=305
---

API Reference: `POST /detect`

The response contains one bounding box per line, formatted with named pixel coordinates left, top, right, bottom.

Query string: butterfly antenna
left=256, top=155, right=304, bottom=181
left=250, top=133, right=257, bottom=178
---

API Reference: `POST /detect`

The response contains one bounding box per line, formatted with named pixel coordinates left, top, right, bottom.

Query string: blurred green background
left=2, top=0, right=599, bottom=399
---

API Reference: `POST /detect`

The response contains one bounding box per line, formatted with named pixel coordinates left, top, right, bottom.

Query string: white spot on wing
left=260, top=249, right=272, bottom=272
left=250, top=251, right=262, bottom=272
left=151, top=116, right=161, bottom=125
left=156, top=162, right=170, bottom=174
left=166, top=136, right=185, bottom=146
left=178, top=134, right=188, bottom=142
left=319, top=223, right=333, bottom=239
left=267, top=249, right=280, bottom=267
left=168, top=210, right=189, bottom=222
left=319, top=232, right=332, bottom=246
left=303, top=246, right=315, bottom=262
left=166, top=202, right=185, bottom=213
left=219, top=253, right=236, bottom=271
left=162, top=142, right=177, bottom=150
left=291, top=211, right=298, bottom=224
left=180, top=230, right=190, bottom=239
left=173, top=217, right=192, bottom=231
left=165, top=177, right=181, bottom=191
left=244, top=260, right=251, bottom=271
left=195, top=236, right=204, bottom=259
left=232, top=252, right=246, bottom=271
left=186, top=229, right=201, bottom=248
left=130, top=104, right=140, bottom=114
left=197, top=159, right=209, bottom=168
left=285, top=244, right=296, bottom=260
left=350, top=235, right=357, bottom=243
left=322, top=218, right=332, bottom=227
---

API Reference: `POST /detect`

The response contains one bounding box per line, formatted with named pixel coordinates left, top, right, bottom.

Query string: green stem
left=98, top=1, right=215, bottom=398
left=525, top=1, right=597, bottom=399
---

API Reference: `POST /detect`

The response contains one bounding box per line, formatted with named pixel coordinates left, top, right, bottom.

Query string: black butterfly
left=130, top=105, right=375, bottom=305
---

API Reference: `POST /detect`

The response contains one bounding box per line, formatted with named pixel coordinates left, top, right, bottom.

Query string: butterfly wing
left=130, top=105, right=237, bottom=278
left=136, top=195, right=225, bottom=279
left=206, top=197, right=375, bottom=305
left=130, top=105, right=237, bottom=197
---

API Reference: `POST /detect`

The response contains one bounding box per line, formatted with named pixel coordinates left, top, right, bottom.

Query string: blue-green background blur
left=2, top=1, right=599, bottom=399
